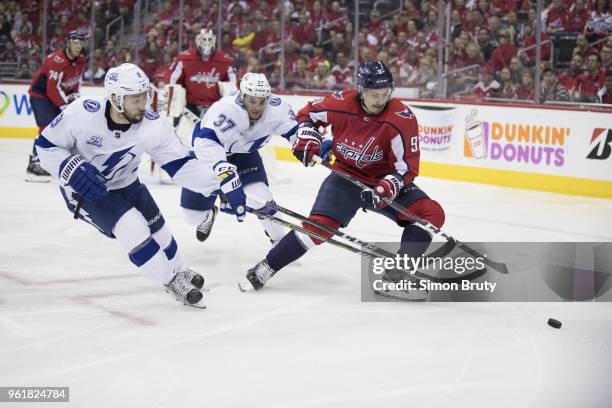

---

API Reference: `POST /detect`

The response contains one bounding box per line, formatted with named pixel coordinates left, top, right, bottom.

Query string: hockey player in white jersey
left=181, top=72, right=298, bottom=244
left=35, top=63, right=227, bottom=309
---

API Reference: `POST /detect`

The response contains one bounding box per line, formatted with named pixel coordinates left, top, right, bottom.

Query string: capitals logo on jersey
left=335, top=137, right=384, bottom=168
left=395, top=106, right=414, bottom=119
left=190, top=68, right=221, bottom=89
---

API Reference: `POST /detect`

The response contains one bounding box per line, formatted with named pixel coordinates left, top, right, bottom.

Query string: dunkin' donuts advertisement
left=405, top=101, right=612, bottom=186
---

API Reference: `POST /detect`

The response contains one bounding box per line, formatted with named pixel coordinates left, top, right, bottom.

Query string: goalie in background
left=162, top=28, right=238, bottom=147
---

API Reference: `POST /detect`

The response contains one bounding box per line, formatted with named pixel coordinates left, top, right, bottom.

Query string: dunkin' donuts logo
left=464, top=110, right=570, bottom=167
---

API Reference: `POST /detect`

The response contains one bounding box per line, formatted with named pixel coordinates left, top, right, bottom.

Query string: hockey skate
left=238, top=259, right=275, bottom=291
left=25, top=155, right=51, bottom=183
left=376, top=268, right=429, bottom=302
left=165, top=270, right=206, bottom=308
left=196, top=206, right=218, bottom=242
left=182, top=267, right=205, bottom=290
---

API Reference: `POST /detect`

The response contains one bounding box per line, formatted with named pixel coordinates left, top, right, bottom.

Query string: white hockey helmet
left=240, top=73, right=271, bottom=98
left=195, top=28, right=216, bottom=57
left=104, top=63, right=150, bottom=112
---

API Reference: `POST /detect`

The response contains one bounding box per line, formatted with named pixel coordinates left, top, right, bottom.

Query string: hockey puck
left=547, top=318, right=562, bottom=329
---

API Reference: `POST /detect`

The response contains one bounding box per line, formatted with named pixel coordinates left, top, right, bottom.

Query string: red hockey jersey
left=164, top=49, right=236, bottom=107
left=298, top=90, right=420, bottom=186
left=28, top=50, right=86, bottom=107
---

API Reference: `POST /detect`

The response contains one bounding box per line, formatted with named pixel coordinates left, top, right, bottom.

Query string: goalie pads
left=218, top=81, right=238, bottom=97
left=176, top=113, right=198, bottom=147
left=163, top=84, right=187, bottom=118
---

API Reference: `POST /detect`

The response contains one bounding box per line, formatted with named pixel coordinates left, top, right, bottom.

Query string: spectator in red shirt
left=0, top=39, right=18, bottom=62
left=326, top=30, right=352, bottom=61
left=463, top=9, right=483, bottom=36
left=492, top=0, right=519, bottom=17
left=491, top=30, right=518, bottom=71
left=564, top=0, right=589, bottom=32
left=473, top=65, right=501, bottom=98
left=600, top=45, right=612, bottom=71
left=402, top=0, right=421, bottom=20
left=308, top=44, right=328, bottom=71
left=572, top=33, right=590, bottom=60
left=596, top=69, right=612, bottom=104
left=286, top=55, right=312, bottom=90
left=365, top=9, right=386, bottom=43
left=559, top=54, right=585, bottom=94
left=516, top=69, right=535, bottom=100
left=291, top=13, right=318, bottom=52
left=576, top=53, right=606, bottom=101
left=331, top=51, right=353, bottom=89
left=452, top=42, right=486, bottom=92
left=376, top=50, right=391, bottom=68
left=14, top=24, right=33, bottom=53
left=519, top=23, right=552, bottom=66
left=282, top=39, right=300, bottom=77
left=449, top=38, right=469, bottom=69
left=151, top=52, right=173, bottom=86
left=48, top=26, right=65, bottom=51
left=326, top=1, right=348, bottom=32
left=387, top=42, right=403, bottom=67
left=499, top=67, right=518, bottom=98
left=308, top=0, right=327, bottom=32
left=309, top=60, right=337, bottom=89
left=359, top=45, right=374, bottom=63
left=545, top=0, right=567, bottom=33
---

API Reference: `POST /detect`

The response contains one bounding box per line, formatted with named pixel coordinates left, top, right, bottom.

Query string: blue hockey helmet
left=356, top=60, right=394, bottom=91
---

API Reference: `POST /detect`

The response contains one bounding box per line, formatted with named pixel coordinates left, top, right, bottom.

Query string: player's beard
left=123, top=110, right=144, bottom=124
left=363, top=102, right=385, bottom=115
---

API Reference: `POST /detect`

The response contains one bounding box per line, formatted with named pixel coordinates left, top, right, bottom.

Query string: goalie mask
left=196, top=29, right=216, bottom=59
left=104, top=63, right=151, bottom=113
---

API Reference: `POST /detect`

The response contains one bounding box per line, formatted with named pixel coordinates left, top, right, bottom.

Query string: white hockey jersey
left=36, top=96, right=218, bottom=195
left=191, top=94, right=298, bottom=168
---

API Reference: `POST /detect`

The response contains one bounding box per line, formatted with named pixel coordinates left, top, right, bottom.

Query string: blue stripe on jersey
left=163, top=237, right=178, bottom=260
left=248, top=135, right=270, bottom=152
left=161, top=156, right=192, bottom=177
left=128, top=238, right=160, bottom=267
left=281, top=124, right=299, bottom=142
left=34, top=135, right=58, bottom=149
left=192, top=126, right=222, bottom=147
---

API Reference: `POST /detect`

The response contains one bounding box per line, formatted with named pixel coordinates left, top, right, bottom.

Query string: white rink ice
left=1, top=138, right=611, bottom=408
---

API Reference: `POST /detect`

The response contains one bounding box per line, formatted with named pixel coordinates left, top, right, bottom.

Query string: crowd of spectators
left=0, top=0, right=610, bottom=104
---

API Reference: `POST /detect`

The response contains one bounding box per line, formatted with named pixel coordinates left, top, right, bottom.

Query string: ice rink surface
left=1, top=138, right=611, bottom=407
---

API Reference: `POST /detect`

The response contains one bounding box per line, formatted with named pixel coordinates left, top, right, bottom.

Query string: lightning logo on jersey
left=98, top=146, right=137, bottom=180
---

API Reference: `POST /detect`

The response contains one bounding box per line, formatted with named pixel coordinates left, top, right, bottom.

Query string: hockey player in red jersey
left=26, top=31, right=86, bottom=182
left=240, top=60, right=446, bottom=292
left=164, top=28, right=237, bottom=119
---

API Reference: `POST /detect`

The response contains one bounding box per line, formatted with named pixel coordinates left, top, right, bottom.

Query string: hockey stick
left=315, top=157, right=509, bottom=275
left=248, top=205, right=486, bottom=284
left=247, top=206, right=425, bottom=301
left=261, top=200, right=487, bottom=283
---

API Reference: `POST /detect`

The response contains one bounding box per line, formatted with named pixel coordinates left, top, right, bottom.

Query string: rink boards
left=1, top=83, right=610, bottom=198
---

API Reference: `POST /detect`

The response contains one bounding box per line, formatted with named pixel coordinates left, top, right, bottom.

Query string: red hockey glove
left=292, top=122, right=322, bottom=167
left=373, top=173, right=404, bottom=208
